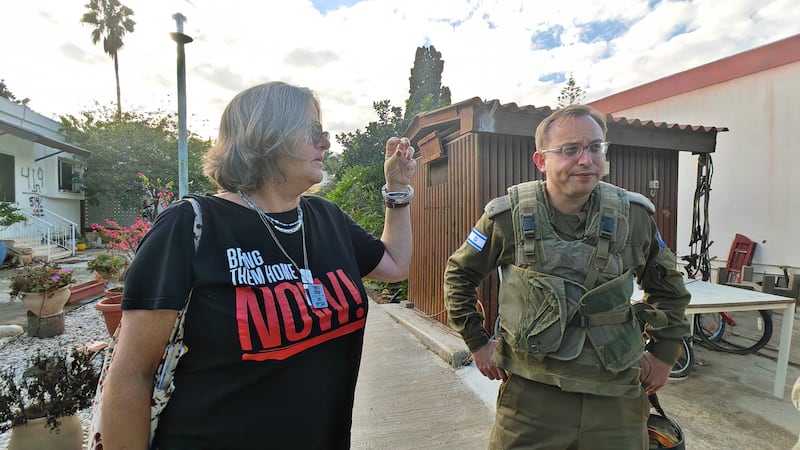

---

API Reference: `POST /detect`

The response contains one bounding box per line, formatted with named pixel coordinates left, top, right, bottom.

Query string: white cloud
left=2, top=0, right=798, bottom=154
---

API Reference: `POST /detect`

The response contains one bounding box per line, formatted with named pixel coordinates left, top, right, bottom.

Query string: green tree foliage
left=324, top=165, right=385, bottom=236
left=557, top=73, right=586, bottom=108
left=322, top=44, right=451, bottom=239
left=81, top=0, right=136, bottom=118
left=404, top=45, right=452, bottom=123
left=319, top=101, right=404, bottom=236
left=59, top=105, right=215, bottom=215
left=0, top=79, right=30, bottom=106
left=334, top=101, right=405, bottom=179
left=322, top=44, right=451, bottom=295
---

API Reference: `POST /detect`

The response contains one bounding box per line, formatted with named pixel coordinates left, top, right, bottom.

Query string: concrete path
left=352, top=302, right=494, bottom=449
left=376, top=300, right=800, bottom=449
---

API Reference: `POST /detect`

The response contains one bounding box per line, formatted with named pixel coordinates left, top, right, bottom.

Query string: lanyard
left=238, top=191, right=327, bottom=308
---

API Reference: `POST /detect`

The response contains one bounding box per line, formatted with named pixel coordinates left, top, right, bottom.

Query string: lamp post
left=170, top=13, right=193, bottom=198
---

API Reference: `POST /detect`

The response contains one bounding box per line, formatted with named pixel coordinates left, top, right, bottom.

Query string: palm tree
left=81, top=0, right=136, bottom=118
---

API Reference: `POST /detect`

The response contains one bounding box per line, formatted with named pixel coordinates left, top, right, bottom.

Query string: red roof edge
left=588, top=34, right=800, bottom=113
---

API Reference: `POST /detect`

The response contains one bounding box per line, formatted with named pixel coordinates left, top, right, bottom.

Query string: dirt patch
left=364, top=283, right=403, bottom=304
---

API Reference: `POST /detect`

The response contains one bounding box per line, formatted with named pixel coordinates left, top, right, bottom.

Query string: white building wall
left=606, top=62, right=800, bottom=276
left=1, top=97, right=86, bottom=229
left=0, top=135, right=39, bottom=212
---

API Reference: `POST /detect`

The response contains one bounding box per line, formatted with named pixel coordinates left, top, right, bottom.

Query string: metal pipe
left=170, top=13, right=193, bottom=198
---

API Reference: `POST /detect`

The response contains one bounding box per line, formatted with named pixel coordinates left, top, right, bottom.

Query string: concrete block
left=27, top=311, right=65, bottom=338
left=0, top=324, right=24, bottom=337
left=381, top=302, right=471, bottom=368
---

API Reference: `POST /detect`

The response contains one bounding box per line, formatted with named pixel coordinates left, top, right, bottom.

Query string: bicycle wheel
left=669, top=338, right=694, bottom=379
left=693, top=310, right=772, bottom=355
left=694, top=313, right=726, bottom=341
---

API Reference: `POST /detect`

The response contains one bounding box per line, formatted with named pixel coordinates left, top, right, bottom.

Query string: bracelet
left=381, top=184, right=414, bottom=203
left=385, top=199, right=411, bottom=209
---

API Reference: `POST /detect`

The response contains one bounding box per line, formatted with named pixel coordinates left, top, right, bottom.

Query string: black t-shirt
left=123, top=194, right=385, bottom=449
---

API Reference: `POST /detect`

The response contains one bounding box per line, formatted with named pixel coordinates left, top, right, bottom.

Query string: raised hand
left=384, top=137, right=417, bottom=190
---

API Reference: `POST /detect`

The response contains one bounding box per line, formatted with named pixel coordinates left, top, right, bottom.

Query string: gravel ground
left=0, top=301, right=108, bottom=449
left=0, top=254, right=109, bottom=449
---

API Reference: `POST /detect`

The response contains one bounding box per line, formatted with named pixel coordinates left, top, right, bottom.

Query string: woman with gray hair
left=101, top=81, right=416, bottom=449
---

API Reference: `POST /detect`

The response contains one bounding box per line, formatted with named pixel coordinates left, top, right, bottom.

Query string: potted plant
left=0, top=202, right=27, bottom=265
left=0, top=347, right=100, bottom=449
left=9, top=262, right=75, bottom=337
left=87, top=253, right=128, bottom=284
left=92, top=216, right=152, bottom=336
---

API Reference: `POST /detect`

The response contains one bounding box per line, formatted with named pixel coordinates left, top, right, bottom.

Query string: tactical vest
left=494, top=181, right=650, bottom=395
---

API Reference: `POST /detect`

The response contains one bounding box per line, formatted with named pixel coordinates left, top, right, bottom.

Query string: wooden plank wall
left=407, top=134, right=479, bottom=324
left=606, top=144, right=679, bottom=251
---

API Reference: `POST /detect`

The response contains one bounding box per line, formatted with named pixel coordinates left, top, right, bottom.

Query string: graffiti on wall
left=27, top=194, right=43, bottom=217
left=20, top=165, right=45, bottom=216
left=20, top=166, right=44, bottom=193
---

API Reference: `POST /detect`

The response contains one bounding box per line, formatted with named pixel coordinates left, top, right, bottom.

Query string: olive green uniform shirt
left=444, top=187, right=690, bottom=369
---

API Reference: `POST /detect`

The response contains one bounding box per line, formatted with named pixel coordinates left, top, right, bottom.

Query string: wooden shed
left=403, top=97, right=726, bottom=331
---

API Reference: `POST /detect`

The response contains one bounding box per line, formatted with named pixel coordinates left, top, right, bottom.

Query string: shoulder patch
left=626, top=191, right=655, bottom=214
left=466, top=228, right=488, bottom=251
left=484, top=195, right=511, bottom=219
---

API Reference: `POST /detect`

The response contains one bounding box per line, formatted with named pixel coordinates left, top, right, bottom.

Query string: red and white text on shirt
left=236, top=269, right=366, bottom=360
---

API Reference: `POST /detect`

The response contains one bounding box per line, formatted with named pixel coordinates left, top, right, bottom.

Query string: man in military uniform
left=444, top=105, right=690, bottom=449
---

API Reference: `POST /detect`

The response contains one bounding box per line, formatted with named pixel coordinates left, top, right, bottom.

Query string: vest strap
left=584, top=202, right=617, bottom=289
left=574, top=308, right=633, bottom=327
left=511, top=181, right=544, bottom=266
left=522, top=206, right=536, bottom=263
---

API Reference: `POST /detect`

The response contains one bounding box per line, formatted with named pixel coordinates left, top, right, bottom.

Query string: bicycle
left=664, top=254, right=708, bottom=379
left=693, top=309, right=773, bottom=355
left=669, top=336, right=695, bottom=379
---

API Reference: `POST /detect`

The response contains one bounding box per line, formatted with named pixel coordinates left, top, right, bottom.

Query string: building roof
left=589, top=33, right=800, bottom=113
left=0, top=98, right=90, bottom=158
left=405, top=97, right=726, bottom=153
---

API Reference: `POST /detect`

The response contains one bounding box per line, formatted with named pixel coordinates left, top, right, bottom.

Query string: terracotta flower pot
left=8, top=414, right=83, bottom=450
left=96, top=295, right=122, bottom=336
left=66, top=280, right=106, bottom=305
left=20, top=286, right=72, bottom=318
left=104, top=286, right=123, bottom=302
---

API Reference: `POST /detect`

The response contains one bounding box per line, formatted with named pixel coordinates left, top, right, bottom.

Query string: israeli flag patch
left=467, top=228, right=487, bottom=251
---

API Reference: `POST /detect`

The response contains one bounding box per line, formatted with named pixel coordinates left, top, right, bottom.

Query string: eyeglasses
left=309, top=121, right=330, bottom=146
left=540, top=141, right=610, bottom=160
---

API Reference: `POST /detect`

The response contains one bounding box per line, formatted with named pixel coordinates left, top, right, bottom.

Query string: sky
left=2, top=0, right=798, bottom=153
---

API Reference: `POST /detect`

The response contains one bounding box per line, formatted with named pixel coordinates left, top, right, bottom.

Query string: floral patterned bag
left=87, top=197, right=203, bottom=449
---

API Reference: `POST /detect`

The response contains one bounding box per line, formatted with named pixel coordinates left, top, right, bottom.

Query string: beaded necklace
left=238, top=191, right=303, bottom=234
left=238, top=191, right=327, bottom=308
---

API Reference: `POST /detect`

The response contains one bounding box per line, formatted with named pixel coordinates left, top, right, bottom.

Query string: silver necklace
left=239, top=191, right=303, bottom=234
left=239, top=191, right=326, bottom=308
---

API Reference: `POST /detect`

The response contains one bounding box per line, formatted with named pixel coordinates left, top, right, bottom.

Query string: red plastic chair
left=724, top=234, right=756, bottom=283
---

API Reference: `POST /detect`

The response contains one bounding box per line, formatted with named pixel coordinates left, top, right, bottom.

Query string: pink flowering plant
left=92, top=218, right=151, bottom=260
left=138, top=172, right=176, bottom=216
left=9, top=262, right=75, bottom=299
